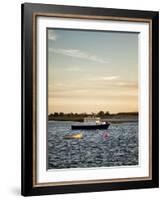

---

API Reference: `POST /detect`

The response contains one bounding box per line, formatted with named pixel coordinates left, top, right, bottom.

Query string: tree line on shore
left=48, top=111, right=138, bottom=121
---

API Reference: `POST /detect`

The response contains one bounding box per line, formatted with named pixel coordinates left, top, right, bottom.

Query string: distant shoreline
left=48, top=119, right=138, bottom=124
left=48, top=113, right=138, bottom=123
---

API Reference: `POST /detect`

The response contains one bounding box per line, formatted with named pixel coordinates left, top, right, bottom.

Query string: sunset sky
left=48, top=28, right=138, bottom=114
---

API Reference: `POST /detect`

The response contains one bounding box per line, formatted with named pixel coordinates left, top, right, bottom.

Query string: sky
left=48, top=28, right=138, bottom=114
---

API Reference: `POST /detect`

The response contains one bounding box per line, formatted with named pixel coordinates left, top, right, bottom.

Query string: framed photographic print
left=21, top=3, right=159, bottom=196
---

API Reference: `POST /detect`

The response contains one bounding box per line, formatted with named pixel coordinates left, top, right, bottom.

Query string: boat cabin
left=84, top=117, right=101, bottom=124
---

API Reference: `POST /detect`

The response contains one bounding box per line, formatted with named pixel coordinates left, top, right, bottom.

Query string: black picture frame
left=21, top=3, right=159, bottom=196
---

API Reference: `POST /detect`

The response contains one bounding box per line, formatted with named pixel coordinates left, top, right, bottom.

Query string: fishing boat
left=71, top=117, right=110, bottom=130
left=63, top=133, right=83, bottom=139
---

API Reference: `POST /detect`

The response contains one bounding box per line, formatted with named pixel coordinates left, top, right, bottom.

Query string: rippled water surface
left=48, top=121, right=138, bottom=169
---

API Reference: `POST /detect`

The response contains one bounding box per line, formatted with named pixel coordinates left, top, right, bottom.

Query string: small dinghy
left=63, top=133, right=83, bottom=139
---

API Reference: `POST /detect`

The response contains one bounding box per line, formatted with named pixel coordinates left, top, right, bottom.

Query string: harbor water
left=48, top=121, right=138, bottom=169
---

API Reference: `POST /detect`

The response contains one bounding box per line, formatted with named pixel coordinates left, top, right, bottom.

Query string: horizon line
left=48, top=111, right=138, bottom=115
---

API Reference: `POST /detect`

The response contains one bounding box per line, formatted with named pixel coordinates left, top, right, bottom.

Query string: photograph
left=47, top=28, right=139, bottom=170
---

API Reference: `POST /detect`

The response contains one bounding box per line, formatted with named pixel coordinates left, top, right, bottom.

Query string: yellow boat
left=64, top=133, right=83, bottom=139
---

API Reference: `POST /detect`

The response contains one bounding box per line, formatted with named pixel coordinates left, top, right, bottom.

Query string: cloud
left=89, top=76, right=119, bottom=81
left=48, top=30, right=57, bottom=41
left=115, top=81, right=138, bottom=88
left=49, top=48, right=109, bottom=64
left=48, top=79, right=137, bottom=96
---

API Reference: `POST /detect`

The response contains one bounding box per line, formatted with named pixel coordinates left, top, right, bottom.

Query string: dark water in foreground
left=48, top=121, right=138, bottom=169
